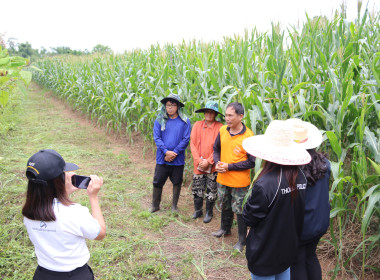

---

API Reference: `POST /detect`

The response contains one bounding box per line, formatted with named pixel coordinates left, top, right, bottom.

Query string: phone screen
left=71, top=175, right=91, bottom=189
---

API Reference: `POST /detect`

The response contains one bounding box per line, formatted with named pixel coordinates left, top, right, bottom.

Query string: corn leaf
left=361, top=184, right=380, bottom=234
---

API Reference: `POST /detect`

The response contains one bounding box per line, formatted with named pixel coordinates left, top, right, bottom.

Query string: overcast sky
left=1, top=0, right=378, bottom=53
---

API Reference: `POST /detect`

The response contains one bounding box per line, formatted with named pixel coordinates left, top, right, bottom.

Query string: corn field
left=33, top=11, right=379, bottom=279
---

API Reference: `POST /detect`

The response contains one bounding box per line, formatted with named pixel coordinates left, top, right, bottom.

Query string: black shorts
left=153, top=164, right=184, bottom=188
left=33, top=264, right=94, bottom=280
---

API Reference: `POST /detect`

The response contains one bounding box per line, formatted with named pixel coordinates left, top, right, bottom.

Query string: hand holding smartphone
left=71, top=175, right=91, bottom=189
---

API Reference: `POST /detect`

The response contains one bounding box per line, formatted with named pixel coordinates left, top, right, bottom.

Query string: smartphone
left=71, top=175, right=91, bottom=189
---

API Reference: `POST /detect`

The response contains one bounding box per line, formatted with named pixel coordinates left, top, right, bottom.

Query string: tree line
left=0, top=34, right=112, bottom=61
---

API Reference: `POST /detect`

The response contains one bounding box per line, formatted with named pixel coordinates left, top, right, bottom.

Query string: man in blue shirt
left=150, top=93, right=191, bottom=213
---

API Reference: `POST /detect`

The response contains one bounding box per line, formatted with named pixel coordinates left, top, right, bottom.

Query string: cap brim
left=64, top=162, right=79, bottom=172
left=243, top=136, right=311, bottom=165
left=160, top=98, right=184, bottom=108
left=195, top=108, right=224, bottom=116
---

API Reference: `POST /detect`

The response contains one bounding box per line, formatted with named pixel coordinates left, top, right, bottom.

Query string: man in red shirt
left=190, top=101, right=223, bottom=223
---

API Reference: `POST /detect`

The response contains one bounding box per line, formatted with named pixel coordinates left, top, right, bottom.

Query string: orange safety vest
left=216, top=125, right=253, bottom=188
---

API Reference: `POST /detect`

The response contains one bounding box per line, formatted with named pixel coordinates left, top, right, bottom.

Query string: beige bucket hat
left=242, top=120, right=311, bottom=165
left=286, top=118, right=323, bottom=149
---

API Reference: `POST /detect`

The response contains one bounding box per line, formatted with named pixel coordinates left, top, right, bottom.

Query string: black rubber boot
left=203, top=200, right=215, bottom=223
left=171, top=184, right=181, bottom=213
left=211, top=209, right=233, bottom=237
left=233, top=214, right=247, bottom=252
left=192, top=197, right=203, bottom=219
left=149, top=187, right=163, bottom=213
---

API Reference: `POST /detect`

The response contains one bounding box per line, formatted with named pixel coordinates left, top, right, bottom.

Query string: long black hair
left=22, top=173, right=73, bottom=221
left=301, top=149, right=327, bottom=187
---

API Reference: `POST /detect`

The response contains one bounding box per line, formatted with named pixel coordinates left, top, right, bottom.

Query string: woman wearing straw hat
left=242, top=120, right=311, bottom=280
left=287, top=119, right=331, bottom=280
left=190, top=101, right=223, bottom=222
left=22, top=149, right=106, bottom=280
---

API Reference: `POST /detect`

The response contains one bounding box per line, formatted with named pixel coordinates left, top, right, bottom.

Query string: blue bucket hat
left=160, top=93, right=184, bottom=108
left=195, top=101, right=224, bottom=116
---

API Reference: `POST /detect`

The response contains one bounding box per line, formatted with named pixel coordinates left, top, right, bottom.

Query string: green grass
left=0, top=86, right=172, bottom=279
left=0, top=85, right=253, bottom=280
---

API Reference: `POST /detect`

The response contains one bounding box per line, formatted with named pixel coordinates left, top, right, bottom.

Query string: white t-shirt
left=24, top=198, right=101, bottom=272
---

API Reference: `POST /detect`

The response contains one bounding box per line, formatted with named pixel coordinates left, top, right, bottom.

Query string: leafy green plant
left=0, top=46, right=32, bottom=110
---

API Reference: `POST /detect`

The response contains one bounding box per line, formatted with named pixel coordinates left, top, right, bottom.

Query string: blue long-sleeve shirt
left=153, top=116, right=191, bottom=165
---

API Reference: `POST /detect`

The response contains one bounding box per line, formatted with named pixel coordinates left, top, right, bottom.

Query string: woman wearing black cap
left=22, top=149, right=106, bottom=280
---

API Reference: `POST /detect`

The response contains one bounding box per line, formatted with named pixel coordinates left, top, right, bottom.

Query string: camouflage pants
left=217, top=184, right=249, bottom=214
left=192, top=172, right=218, bottom=201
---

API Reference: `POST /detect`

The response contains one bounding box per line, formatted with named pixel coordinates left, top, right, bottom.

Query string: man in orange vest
left=212, top=102, right=255, bottom=252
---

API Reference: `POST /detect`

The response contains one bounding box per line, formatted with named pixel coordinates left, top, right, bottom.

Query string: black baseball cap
left=26, top=149, right=79, bottom=183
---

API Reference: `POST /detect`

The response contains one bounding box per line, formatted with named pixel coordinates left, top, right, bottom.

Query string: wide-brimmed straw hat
left=286, top=118, right=323, bottom=149
left=242, top=120, right=311, bottom=165
left=160, top=93, right=184, bottom=108
left=195, top=101, right=224, bottom=116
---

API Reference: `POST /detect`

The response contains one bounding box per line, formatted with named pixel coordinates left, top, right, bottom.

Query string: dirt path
left=19, top=83, right=341, bottom=280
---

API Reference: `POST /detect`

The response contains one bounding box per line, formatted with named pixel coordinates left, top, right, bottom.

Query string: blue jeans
left=251, top=267, right=290, bottom=280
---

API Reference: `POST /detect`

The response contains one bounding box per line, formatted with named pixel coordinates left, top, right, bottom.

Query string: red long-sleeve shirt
left=190, top=120, right=223, bottom=174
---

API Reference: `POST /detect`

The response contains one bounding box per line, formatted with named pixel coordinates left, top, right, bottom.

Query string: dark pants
left=33, top=264, right=94, bottom=280
left=291, top=237, right=322, bottom=280
left=153, top=164, right=184, bottom=188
